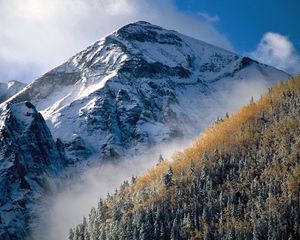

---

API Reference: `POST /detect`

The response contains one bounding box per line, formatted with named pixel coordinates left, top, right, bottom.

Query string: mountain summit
left=6, top=21, right=288, bottom=162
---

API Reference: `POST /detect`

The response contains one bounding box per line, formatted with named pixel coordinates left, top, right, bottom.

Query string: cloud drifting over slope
left=250, top=32, right=300, bottom=74
left=32, top=139, right=193, bottom=240
left=0, top=0, right=233, bottom=83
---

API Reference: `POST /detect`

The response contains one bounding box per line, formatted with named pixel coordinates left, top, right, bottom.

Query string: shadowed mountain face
left=0, top=102, right=65, bottom=239
left=0, top=21, right=290, bottom=239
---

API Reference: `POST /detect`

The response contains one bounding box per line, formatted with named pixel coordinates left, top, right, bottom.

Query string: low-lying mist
left=31, top=77, right=273, bottom=240
left=31, top=139, right=193, bottom=240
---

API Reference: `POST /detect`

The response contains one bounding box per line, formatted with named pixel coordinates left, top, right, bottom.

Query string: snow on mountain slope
left=5, top=21, right=289, bottom=162
left=0, top=102, right=65, bottom=239
left=0, top=80, right=26, bottom=103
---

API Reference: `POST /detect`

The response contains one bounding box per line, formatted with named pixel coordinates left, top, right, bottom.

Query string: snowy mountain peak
left=0, top=80, right=26, bottom=103
left=3, top=21, right=289, bottom=162
left=7, top=80, right=25, bottom=89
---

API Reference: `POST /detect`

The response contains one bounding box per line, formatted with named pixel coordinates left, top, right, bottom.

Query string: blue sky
left=0, top=0, right=299, bottom=83
left=175, top=0, right=300, bottom=53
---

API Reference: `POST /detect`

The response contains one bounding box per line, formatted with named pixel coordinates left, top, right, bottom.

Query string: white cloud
left=102, top=0, right=136, bottom=15
left=198, top=11, right=219, bottom=23
left=250, top=32, right=300, bottom=74
left=0, top=0, right=233, bottom=83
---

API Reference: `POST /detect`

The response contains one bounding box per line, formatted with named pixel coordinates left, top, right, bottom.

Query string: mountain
left=0, top=21, right=290, bottom=239
left=5, top=21, right=288, bottom=162
left=0, top=80, right=26, bottom=103
left=0, top=102, right=65, bottom=239
left=70, top=75, right=300, bottom=240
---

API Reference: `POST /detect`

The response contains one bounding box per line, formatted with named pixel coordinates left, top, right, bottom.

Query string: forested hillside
left=69, top=75, right=300, bottom=240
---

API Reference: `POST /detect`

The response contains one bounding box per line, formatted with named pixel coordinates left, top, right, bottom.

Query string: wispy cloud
left=0, top=0, right=233, bottom=83
left=198, top=11, right=219, bottom=23
left=250, top=32, right=300, bottom=74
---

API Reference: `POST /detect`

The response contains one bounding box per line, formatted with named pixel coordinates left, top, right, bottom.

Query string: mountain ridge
left=2, top=21, right=289, bottom=162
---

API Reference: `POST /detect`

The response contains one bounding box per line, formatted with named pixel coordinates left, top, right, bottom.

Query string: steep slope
left=0, top=80, right=27, bottom=103
left=5, top=21, right=289, bottom=161
left=0, top=102, right=65, bottom=239
left=70, top=75, right=300, bottom=240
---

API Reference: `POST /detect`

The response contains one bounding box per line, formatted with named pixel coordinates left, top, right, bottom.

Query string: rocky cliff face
left=0, top=102, right=65, bottom=239
left=6, top=21, right=289, bottom=162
